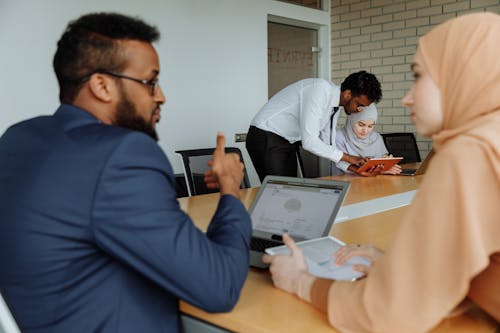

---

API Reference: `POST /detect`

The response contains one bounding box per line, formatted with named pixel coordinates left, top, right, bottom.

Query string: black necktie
left=330, top=107, right=339, bottom=145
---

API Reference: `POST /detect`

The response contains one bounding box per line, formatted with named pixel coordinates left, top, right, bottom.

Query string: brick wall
left=331, top=0, right=500, bottom=158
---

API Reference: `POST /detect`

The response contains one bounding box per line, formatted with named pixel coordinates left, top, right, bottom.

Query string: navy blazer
left=0, top=104, right=252, bottom=332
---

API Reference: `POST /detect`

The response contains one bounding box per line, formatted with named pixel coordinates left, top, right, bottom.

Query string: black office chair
left=296, top=145, right=321, bottom=178
left=381, top=132, right=421, bottom=163
left=175, top=147, right=251, bottom=196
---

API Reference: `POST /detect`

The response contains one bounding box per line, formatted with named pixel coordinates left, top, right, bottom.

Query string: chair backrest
left=381, top=132, right=421, bottom=163
left=0, top=293, right=20, bottom=333
left=175, top=147, right=251, bottom=196
left=296, top=146, right=321, bottom=178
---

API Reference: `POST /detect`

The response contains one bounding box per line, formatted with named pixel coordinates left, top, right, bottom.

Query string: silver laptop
left=248, top=176, right=350, bottom=268
left=399, top=149, right=435, bottom=176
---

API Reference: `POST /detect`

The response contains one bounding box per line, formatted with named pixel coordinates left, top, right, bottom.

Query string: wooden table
left=178, top=174, right=497, bottom=333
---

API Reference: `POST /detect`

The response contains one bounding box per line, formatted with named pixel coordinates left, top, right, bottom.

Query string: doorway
left=267, top=21, right=326, bottom=176
left=267, top=22, right=319, bottom=98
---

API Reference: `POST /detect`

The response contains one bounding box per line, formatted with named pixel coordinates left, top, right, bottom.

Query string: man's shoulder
left=0, top=114, right=59, bottom=147
left=296, top=78, right=338, bottom=94
left=113, top=130, right=162, bottom=154
left=4, top=114, right=52, bottom=132
left=106, top=130, right=171, bottom=170
left=4, top=113, right=163, bottom=160
left=295, top=78, right=333, bottom=87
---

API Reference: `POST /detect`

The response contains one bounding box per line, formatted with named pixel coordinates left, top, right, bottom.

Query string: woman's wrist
left=297, top=272, right=316, bottom=302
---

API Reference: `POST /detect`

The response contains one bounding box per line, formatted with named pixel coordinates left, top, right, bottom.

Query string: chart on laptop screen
left=250, top=182, right=342, bottom=239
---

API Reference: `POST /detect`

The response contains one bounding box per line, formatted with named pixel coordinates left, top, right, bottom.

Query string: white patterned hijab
left=341, top=103, right=387, bottom=157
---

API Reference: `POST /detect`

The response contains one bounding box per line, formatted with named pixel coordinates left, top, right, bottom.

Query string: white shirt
left=251, top=78, right=344, bottom=162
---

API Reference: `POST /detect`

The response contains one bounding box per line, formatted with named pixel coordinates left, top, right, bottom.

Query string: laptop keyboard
left=250, top=238, right=283, bottom=252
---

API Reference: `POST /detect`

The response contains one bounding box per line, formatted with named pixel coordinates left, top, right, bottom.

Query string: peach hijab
left=328, top=13, right=500, bottom=333
left=421, top=12, right=500, bottom=153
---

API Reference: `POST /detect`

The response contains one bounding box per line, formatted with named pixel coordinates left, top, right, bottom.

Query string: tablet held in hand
left=356, top=157, right=403, bottom=173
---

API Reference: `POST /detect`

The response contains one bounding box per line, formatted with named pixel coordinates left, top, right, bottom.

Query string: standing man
left=0, top=13, right=251, bottom=333
left=246, top=71, right=382, bottom=181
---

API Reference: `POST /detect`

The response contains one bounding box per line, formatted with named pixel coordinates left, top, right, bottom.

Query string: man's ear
left=340, top=89, right=352, bottom=106
left=87, top=73, right=114, bottom=102
left=342, top=89, right=352, bottom=100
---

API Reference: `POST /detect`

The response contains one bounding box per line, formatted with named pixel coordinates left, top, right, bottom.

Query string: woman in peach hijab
left=263, top=13, right=500, bottom=333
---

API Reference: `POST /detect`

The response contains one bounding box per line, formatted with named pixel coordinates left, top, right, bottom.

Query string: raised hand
left=204, top=132, right=244, bottom=198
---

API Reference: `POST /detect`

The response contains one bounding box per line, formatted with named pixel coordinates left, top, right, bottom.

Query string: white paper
left=265, top=236, right=369, bottom=281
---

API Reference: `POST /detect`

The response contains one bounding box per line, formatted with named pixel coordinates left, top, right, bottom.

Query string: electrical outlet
left=234, top=133, right=247, bottom=142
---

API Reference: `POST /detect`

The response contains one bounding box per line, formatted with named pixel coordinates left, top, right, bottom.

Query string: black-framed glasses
left=80, top=70, right=160, bottom=95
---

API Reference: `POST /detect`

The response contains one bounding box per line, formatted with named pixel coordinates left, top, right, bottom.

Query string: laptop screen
left=250, top=178, right=348, bottom=240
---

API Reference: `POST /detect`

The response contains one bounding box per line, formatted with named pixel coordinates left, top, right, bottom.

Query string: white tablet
left=265, top=236, right=370, bottom=281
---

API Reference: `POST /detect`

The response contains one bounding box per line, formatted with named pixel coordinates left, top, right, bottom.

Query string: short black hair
left=53, top=12, right=160, bottom=103
left=340, top=71, right=382, bottom=103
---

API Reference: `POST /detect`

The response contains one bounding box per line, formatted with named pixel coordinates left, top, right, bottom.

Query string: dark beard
left=114, top=94, right=159, bottom=142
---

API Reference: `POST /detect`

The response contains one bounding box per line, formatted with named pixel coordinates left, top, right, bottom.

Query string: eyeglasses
left=80, top=70, right=160, bottom=96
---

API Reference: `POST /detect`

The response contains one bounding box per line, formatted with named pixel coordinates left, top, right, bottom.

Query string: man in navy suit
left=0, top=13, right=251, bottom=332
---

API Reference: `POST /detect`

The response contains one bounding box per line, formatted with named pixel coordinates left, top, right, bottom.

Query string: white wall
left=0, top=0, right=330, bottom=186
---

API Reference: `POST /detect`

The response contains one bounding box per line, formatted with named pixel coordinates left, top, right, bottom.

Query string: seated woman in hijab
left=332, top=103, right=402, bottom=176
left=264, top=12, right=500, bottom=333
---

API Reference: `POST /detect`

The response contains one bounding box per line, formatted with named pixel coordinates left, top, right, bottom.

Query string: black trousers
left=246, top=126, right=299, bottom=182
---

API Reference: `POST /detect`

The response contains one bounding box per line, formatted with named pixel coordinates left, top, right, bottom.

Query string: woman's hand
left=334, top=244, right=384, bottom=274
left=348, top=164, right=384, bottom=177
left=262, top=234, right=309, bottom=295
left=382, top=164, right=402, bottom=175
